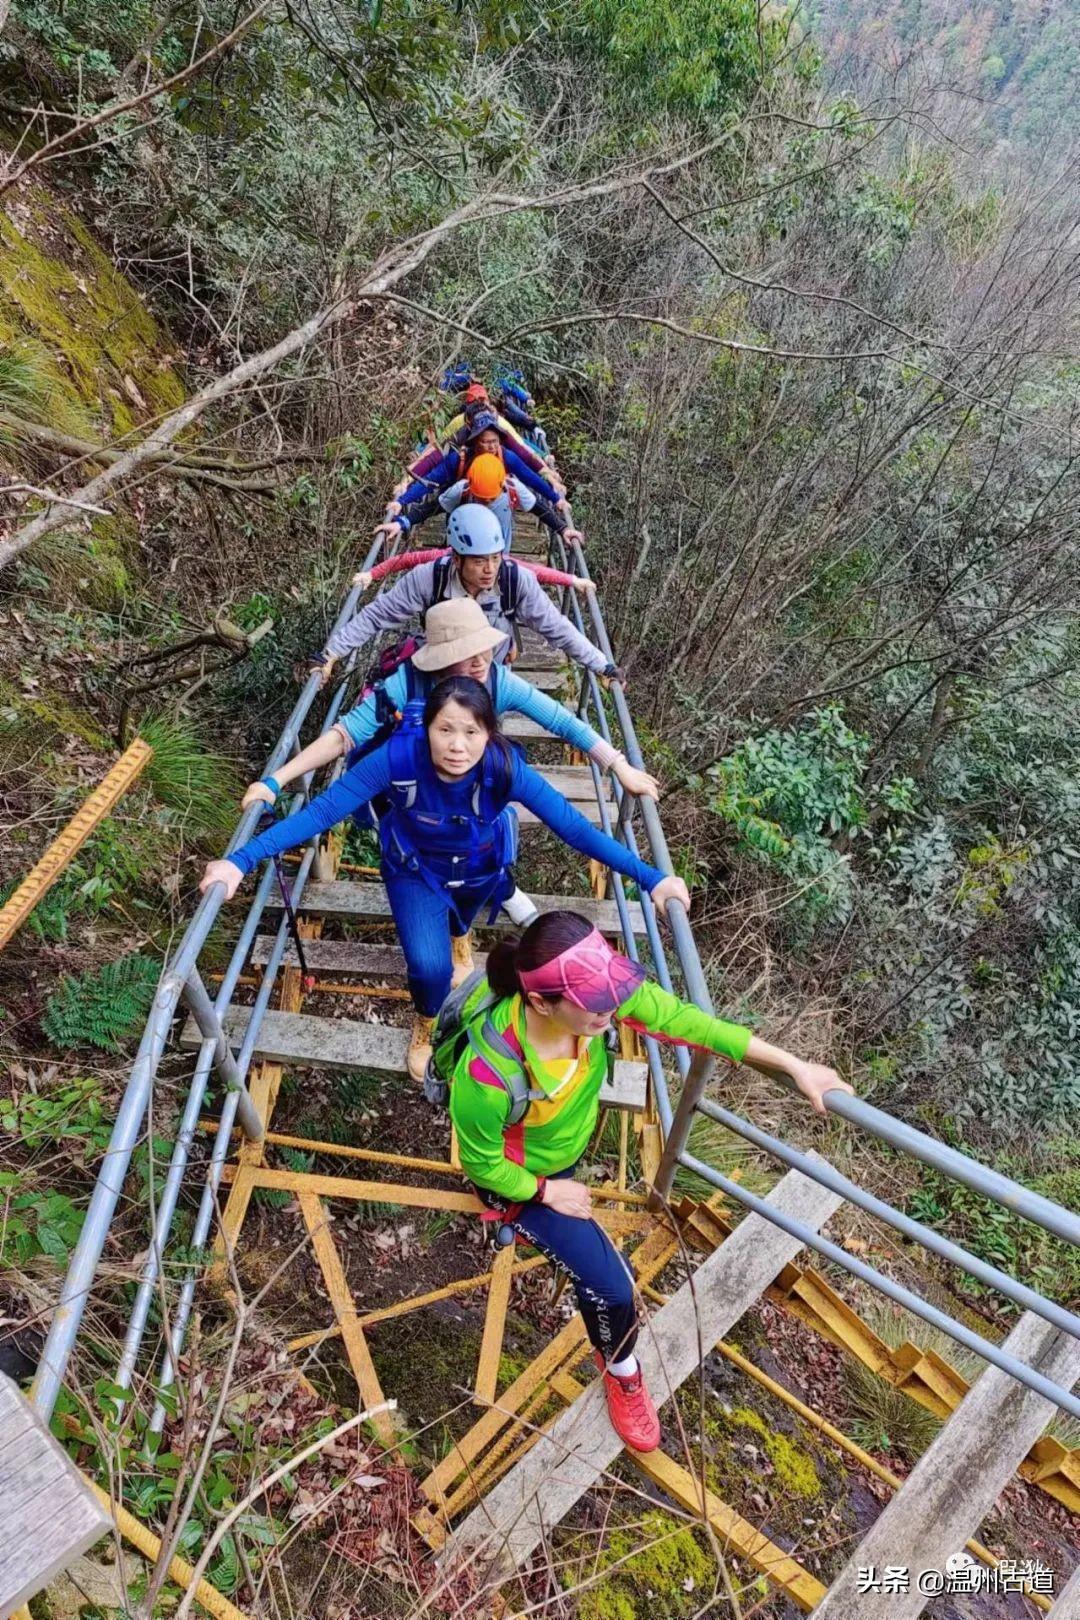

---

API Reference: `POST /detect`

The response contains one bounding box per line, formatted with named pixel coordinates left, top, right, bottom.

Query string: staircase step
left=501, top=714, right=557, bottom=741
left=250, top=936, right=490, bottom=977
left=266, top=882, right=645, bottom=934
left=181, top=1008, right=648, bottom=1109
left=515, top=667, right=570, bottom=693
left=535, top=765, right=610, bottom=799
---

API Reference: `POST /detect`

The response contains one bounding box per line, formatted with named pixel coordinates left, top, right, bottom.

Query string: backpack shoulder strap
left=500, top=558, right=521, bottom=619
left=433, top=555, right=453, bottom=602
left=469, top=1015, right=545, bottom=1127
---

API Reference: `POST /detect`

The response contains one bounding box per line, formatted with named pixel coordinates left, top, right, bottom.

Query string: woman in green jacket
left=448, top=908, right=853, bottom=1452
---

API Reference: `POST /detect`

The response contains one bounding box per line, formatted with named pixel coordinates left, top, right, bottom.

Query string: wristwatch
left=534, top=1176, right=548, bottom=1205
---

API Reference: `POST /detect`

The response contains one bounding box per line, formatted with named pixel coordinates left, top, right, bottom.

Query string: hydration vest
left=377, top=714, right=520, bottom=926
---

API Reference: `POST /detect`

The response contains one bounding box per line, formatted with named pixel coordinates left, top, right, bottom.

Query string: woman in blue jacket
left=392, top=411, right=565, bottom=512
left=201, top=677, right=688, bottom=1081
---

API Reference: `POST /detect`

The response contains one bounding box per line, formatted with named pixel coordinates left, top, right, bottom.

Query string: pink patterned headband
left=518, top=926, right=646, bottom=1014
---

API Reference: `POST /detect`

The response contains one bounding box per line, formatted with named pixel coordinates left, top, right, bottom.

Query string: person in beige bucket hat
left=411, top=598, right=505, bottom=674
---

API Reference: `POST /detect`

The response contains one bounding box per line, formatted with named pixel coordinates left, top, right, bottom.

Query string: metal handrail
left=34, top=507, right=1080, bottom=1439
left=31, top=548, right=380, bottom=1420
left=553, top=528, right=1080, bottom=1419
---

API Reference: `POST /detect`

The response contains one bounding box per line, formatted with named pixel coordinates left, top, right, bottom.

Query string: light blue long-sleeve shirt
left=336, top=662, right=615, bottom=766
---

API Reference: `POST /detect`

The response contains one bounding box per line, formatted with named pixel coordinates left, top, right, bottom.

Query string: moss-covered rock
left=560, top=1508, right=716, bottom=1620
left=0, top=188, right=184, bottom=437
left=730, top=1405, right=822, bottom=1498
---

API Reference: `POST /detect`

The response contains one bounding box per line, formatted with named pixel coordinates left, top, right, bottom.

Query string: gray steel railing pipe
left=32, top=557, right=376, bottom=1422
left=148, top=837, right=321, bottom=1434
left=696, top=1096, right=1080, bottom=1339
left=678, top=1147, right=1080, bottom=1421
left=821, top=1090, right=1080, bottom=1248
left=115, top=850, right=287, bottom=1392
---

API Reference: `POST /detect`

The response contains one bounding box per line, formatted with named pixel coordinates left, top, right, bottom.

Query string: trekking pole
left=258, top=810, right=315, bottom=992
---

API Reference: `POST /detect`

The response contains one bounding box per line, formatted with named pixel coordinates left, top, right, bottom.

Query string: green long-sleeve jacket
left=448, top=980, right=751, bottom=1204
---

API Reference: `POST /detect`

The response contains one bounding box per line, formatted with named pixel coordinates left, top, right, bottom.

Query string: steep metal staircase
left=22, top=511, right=1080, bottom=1616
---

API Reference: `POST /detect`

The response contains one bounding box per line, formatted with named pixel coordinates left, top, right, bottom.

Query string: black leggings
left=478, top=1168, right=638, bottom=1361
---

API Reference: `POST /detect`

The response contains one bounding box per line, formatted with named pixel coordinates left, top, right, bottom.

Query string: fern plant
left=256, top=1145, right=313, bottom=1209
left=42, top=952, right=160, bottom=1052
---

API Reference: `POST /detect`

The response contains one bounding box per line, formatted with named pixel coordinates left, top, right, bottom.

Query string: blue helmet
left=446, top=504, right=505, bottom=556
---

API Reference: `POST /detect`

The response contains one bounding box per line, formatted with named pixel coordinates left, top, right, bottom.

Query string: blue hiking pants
left=383, top=867, right=504, bottom=1015
left=478, top=1168, right=639, bottom=1361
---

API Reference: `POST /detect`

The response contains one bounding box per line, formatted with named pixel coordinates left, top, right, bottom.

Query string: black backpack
left=432, top=555, right=522, bottom=629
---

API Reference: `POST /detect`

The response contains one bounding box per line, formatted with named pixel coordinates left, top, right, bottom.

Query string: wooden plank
left=182, top=1009, right=648, bottom=1110
left=221, top=1167, right=649, bottom=1237
left=535, top=766, right=610, bottom=799
left=298, top=1194, right=398, bottom=1451
left=0, top=738, right=152, bottom=951
left=264, top=881, right=646, bottom=934
left=812, top=1311, right=1080, bottom=1620
left=0, top=1375, right=110, bottom=1617
left=514, top=668, right=570, bottom=693
left=1051, top=1565, right=1080, bottom=1617
left=475, top=1242, right=516, bottom=1406
left=441, top=1163, right=844, bottom=1577
left=501, top=713, right=555, bottom=740
left=250, top=937, right=490, bottom=977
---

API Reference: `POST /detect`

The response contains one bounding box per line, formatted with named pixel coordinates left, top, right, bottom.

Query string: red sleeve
left=408, top=444, right=440, bottom=479
left=517, top=558, right=578, bottom=587
left=369, top=548, right=448, bottom=582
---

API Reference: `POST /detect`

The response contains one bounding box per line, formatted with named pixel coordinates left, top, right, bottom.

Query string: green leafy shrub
left=0, top=1075, right=111, bottom=1155
left=706, top=706, right=873, bottom=928
left=0, top=1174, right=85, bottom=1266
left=42, top=951, right=160, bottom=1052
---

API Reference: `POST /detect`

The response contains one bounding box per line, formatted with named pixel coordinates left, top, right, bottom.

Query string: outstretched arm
left=201, top=747, right=394, bottom=897
left=513, top=569, right=608, bottom=675
left=323, top=562, right=437, bottom=660
left=617, top=979, right=855, bottom=1116
left=240, top=729, right=346, bottom=810
left=511, top=756, right=686, bottom=913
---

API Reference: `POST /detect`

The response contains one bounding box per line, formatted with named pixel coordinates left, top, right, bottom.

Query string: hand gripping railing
left=35, top=520, right=1080, bottom=1434
left=551, top=530, right=1080, bottom=1422
left=30, top=542, right=384, bottom=1422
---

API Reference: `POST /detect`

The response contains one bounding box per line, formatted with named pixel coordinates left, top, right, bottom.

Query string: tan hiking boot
left=407, top=1013, right=436, bottom=1083
left=451, top=930, right=475, bottom=988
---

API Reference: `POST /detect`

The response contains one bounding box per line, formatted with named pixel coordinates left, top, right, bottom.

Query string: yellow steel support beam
left=0, top=737, right=151, bottom=952
left=474, top=1242, right=515, bottom=1406
left=218, top=1165, right=651, bottom=1236
left=288, top=1257, right=549, bottom=1353
left=298, top=1192, right=398, bottom=1451
left=415, top=1224, right=680, bottom=1530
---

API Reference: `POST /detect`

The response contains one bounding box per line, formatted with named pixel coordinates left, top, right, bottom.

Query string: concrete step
left=266, top=881, right=645, bottom=934
left=181, top=1008, right=647, bottom=1110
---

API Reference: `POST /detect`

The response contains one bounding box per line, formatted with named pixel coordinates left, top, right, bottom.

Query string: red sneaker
left=594, top=1351, right=661, bottom=1452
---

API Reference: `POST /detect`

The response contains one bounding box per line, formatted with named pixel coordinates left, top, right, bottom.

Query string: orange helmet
left=463, top=382, right=489, bottom=404
left=466, top=452, right=505, bottom=502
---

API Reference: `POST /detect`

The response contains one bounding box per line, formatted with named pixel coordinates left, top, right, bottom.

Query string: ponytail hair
left=487, top=909, right=595, bottom=1002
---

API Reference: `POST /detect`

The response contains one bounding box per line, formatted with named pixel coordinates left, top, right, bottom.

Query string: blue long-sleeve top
left=495, top=395, right=537, bottom=433
left=229, top=742, right=665, bottom=892
left=398, top=446, right=559, bottom=509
